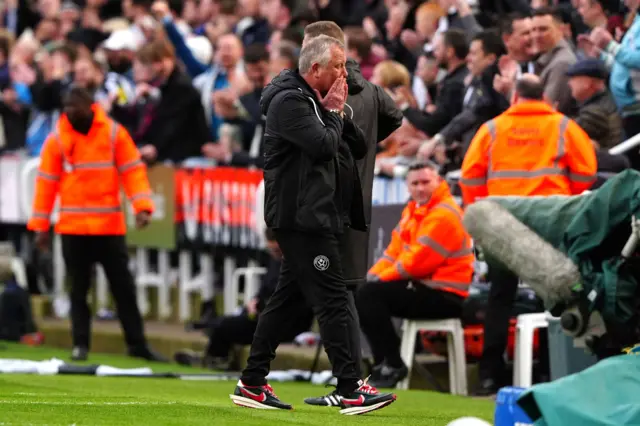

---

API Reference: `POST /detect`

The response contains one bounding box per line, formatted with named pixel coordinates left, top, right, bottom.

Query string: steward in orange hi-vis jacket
left=357, top=161, right=474, bottom=389
left=460, top=83, right=597, bottom=207
left=26, top=87, right=165, bottom=363
left=459, top=75, right=597, bottom=396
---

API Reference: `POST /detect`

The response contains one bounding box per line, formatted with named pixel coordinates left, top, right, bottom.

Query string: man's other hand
left=136, top=211, right=151, bottom=229
left=246, top=297, right=259, bottom=317
left=35, top=232, right=50, bottom=252
left=139, top=144, right=158, bottom=162
left=202, top=142, right=231, bottom=162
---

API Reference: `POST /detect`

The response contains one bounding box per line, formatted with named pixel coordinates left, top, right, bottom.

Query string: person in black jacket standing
left=301, top=21, right=403, bottom=390
left=230, top=35, right=397, bottom=416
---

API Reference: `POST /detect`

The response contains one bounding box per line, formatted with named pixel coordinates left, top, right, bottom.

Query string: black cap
left=565, top=58, right=608, bottom=80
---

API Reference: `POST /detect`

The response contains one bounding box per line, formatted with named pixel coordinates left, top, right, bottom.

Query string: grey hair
left=299, top=35, right=344, bottom=75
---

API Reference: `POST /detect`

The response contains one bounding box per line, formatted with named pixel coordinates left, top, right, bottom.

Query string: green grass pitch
left=0, top=343, right=494, bottom=425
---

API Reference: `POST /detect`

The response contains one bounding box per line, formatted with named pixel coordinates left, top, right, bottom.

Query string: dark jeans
left=479, top=265, right=549, bottom=383
left=61, top=234, right=146, bottom=350
left=356, top=279, right=464, bottom=367
left=240, top=230, right=360, bottom=392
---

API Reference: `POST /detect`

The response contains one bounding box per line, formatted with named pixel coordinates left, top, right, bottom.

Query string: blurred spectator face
left=51, top=50, right=73, bottom=75
left=122, top=0, right=134, bottom=19
left=260, top=0, right=286, bottom=30
left=266, top=239, right=282, bottom=260
left=416, top=55, right=439, bottom=85
left=199, top=0, right=217, bottom=24
left=215, top=35, right=242, bottom=69
left=531, top=14, right=561, bottom=54
left=577, top=0, right=602, bottom=27
left=436, top=0, right=453, bottom=9
left=625, top=0, right=640, bottom=10
left=106, top=49, right=135, bottom=74
left=466, top=39, right=495, bottom=77
left=182, top=0, right=198, bottom=25
left=133, top=59, right=154, bottom=83
left=268, top=49, right=291, bottom=79
left=406, top=166, right=440, bottom=205
left=239, top=0, right=260, bottom=17
left=245, top=59, right=269, bottom=89
left=385, top=6, right=405, bottom=40
left=35, top=18, right=59, bottom=43
left=568, top=75, right=600, bottom=102
left=39, top=0, right=61, bottom=19
left=503, top=17, right=533, bottom=62
left=63, top=90, right=94, bottom=124
left=531, top=0, right=550, bottom=8
left=74, top=57, right=97, bottom=89
left=432, top=33, right=450, bottom=69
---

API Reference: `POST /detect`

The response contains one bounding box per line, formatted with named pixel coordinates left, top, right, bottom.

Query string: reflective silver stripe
left=421, top=280, right=469, bottom=291
left=459, top=176, right=487, bottom=186
left=381, top=253, right=395, bottom=263
left=488, top=167, right=567, bottom=179
left=553, top=116, right=570, bottom=168
left=433, top=202, right=463, bottom=221
left=73, top=161, right=115, bottom=169
left=130, top=193, right=152, bottom=202
left=37, top=171, right=60, bottom=181
left=32, top=212, right=50, bottom=219
left=450, top=246, right=475, bottom=257
left=403, top=243, right=410, bottom=251
left=118, top=159, right=143, bottom=173
left=393, top=224, right=401, bottom=234
left=417, top=235, right=449, bottom=258
left=486, top=119, right=497, bottom=167
left=569, top=172, right=595, bottom=182
left=59, top=206, right=122, bottom=213
left=396, top=262, right=410, bottom=278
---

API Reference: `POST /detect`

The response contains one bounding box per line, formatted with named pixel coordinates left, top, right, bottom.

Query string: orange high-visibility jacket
left=27, top=105, right=154, bottom=235
left=460, top=101, right=597, bottom=206
left=368, top=181, right=474, bottom=298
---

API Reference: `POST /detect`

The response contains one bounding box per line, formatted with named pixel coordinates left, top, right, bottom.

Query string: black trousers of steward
left=61, top=234, right=146, bottom=350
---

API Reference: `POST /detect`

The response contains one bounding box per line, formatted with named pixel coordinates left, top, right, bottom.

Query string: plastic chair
left=398, top=318, right=468, bottom=395
left=513, top=312, right=551, bottom=388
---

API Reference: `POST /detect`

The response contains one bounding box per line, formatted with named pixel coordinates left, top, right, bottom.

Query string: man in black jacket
left=231, top=35, right=396, bottom=416
left=302, top=20, right=403, bottom=390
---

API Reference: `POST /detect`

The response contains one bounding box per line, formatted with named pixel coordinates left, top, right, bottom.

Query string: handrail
left=609, top=132, right=640, bottom=155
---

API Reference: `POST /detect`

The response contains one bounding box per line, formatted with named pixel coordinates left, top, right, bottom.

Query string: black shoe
left=368, top=363, right=408, bottom=389
left=173, top=349, right=203, bottom=367
left=475, top=378, right=500, bottom=397
left=230, top=380, right=293, bottom=410
left=128, top=346, right=168, bottom=363
left=303, top=386, right=343, bottom=407
left=71, top=346, right=88, bottom=361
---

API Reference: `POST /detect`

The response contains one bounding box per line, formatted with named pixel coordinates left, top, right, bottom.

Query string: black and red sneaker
left=305, top=378, right=396, bottom=415
left=229, top=380, right=293, bottom=410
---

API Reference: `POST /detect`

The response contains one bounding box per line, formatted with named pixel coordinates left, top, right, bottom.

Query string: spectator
left=344, top=26, right=379, bottom=81
left=402, top=29, right=469, bottom=138
left=577, top=0, right=625, bottom=35
left=359, top=160, right=474, bottom=388
left=267, top=39, right=298, bottom=81
left=435, top=0, right=483, bottom=40
left=120, top=37, right=209, bottom=164
left=419, top=29, right=508, bottom=165
left=411, top=52, right=441, bottom=111
left=203, top=42, right=269, bottom=167
left=566, top=58, right=629, bottom=173
left=531, top=7, right=578, bottom=115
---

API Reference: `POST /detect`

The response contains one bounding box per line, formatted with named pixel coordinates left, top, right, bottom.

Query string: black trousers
left=356, top=279, right=464, bottom=367
left=241, top=230, right=360, bottom=391
left=206, top=307, right=314, bottom=358
left=61, top=234, right=146, bottom=350
left=479, top=265, right=549, bottom=383
left=339, top=227, right=369, bottom=378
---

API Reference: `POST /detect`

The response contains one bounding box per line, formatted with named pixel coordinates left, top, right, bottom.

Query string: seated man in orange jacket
left=357, top=161, right=474, bottom=388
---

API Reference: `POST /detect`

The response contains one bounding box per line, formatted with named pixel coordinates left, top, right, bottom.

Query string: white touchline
left=0, top=401, right=178, bottom=406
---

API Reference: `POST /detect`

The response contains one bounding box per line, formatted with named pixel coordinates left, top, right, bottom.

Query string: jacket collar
left=537, top=38, right=572, bottom=68
left=408, top=180, right=453, bottom=217
left=505, top=100, right=556, bottom=117
left=58, top=104, right=111, bottom=134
